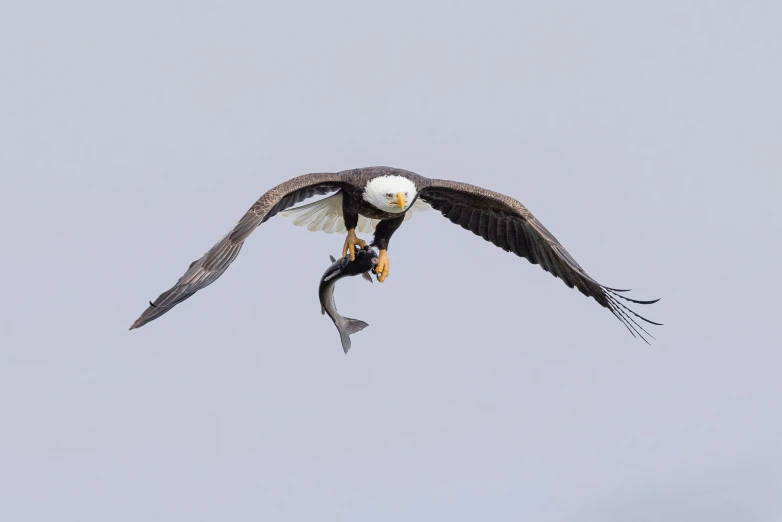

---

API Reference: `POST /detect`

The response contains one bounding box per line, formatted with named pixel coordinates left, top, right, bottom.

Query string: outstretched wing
left=418, top=179, right=661, bottom=343
left=130, top=173, right=345, bottom=330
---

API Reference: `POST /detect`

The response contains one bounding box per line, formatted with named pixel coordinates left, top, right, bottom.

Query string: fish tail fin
left=338, top=317, right=369, bottom=354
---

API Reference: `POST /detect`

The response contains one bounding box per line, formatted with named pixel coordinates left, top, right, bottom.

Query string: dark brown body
left=338, top=167, right=426, bottom=251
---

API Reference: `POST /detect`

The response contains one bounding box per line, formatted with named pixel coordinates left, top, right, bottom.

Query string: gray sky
left=2, top=1, right=781, bottom=520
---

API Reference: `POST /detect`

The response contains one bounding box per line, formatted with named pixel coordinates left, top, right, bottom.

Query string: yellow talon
left=342, top=228, right=366, bottom=261
left=374, top=249, right=390, bottom=282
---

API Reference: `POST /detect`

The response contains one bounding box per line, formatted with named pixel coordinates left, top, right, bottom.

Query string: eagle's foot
left=374, top=249, right=390, bottom=282
left=342, top=229, right=366, bottom=261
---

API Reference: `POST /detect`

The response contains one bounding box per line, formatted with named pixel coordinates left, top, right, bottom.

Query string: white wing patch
left=279, top=191, right=429, bottom=234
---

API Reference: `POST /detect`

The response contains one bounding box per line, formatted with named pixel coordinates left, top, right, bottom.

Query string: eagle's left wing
left=418, top=179, right=661, bottom=343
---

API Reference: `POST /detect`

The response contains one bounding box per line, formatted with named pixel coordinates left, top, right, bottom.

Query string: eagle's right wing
left=130, top=173, right=345, bottom=330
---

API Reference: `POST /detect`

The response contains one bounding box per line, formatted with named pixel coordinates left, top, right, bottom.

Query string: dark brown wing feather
left=130, top=173, right=345, bottom=329
left=418, top=179, right=661, bottom=343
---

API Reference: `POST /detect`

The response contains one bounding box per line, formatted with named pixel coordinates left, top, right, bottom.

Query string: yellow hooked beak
left=393, top=192, right=406, bottom=209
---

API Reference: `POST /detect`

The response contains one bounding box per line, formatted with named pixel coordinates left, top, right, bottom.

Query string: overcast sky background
left=1, top=1, right=781, bottom=520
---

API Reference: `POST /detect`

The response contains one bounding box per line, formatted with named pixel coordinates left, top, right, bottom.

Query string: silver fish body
left=319, top=246, right=378, bottom=353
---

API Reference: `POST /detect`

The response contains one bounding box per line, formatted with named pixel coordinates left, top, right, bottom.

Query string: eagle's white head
left=363, top=175, right=417, bottom=214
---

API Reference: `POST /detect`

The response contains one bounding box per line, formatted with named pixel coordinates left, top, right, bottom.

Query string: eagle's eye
left=404, top=192, right=409, bottom=197
left=386, top=193, right=393, bottom=199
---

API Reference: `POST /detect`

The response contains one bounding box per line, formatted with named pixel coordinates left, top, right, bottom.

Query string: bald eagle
left=130, top=166, right=661, bottom=341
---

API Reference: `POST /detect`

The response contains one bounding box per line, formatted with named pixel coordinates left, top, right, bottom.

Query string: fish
left=319, top=245, right=378, bottom=354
